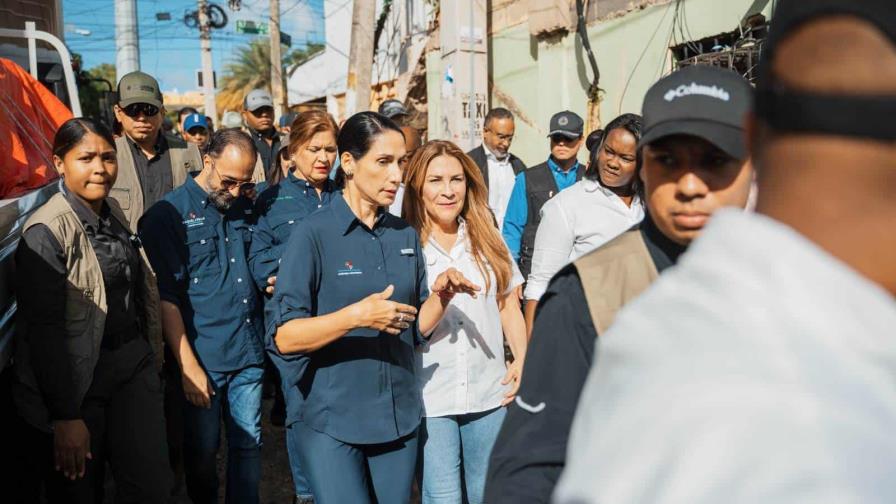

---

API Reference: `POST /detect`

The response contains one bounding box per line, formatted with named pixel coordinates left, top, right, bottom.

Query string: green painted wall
left=487, top=0, right=773, bottom=167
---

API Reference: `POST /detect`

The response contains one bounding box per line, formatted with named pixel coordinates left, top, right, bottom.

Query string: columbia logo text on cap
left=664, top=82, right=730, bottom=102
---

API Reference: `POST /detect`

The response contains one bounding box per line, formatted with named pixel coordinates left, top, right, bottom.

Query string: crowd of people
left=7, top=1, right=896, bottom=502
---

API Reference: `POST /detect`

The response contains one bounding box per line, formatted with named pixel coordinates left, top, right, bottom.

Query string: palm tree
left=217, top=39, right=325, bottom=112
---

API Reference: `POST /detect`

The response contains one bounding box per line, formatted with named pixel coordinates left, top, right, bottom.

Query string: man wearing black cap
left=485, top=65, right=754, bottom=503
left=502, top=111, right=586, bottom=280
left=555, top=2, right=896, bottom=503
left=242, top=89, right=279, bottom=182
left=110, top=71, right=203, bottom=229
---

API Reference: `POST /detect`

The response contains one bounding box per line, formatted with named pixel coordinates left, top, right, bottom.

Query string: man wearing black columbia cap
left=555, top=1, right=896, bottom=502
left=502, top=110, right=587, bottom=280
left=485, top=65, right=753, bottom=503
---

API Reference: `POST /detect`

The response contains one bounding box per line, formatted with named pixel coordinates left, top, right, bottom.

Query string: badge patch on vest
left=337, top=260, right=363, bottom=276
left=183, top=212, right=206, bottom=228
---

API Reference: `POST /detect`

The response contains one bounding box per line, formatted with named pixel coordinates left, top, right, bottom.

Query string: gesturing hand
left=354, top=285, right=418, bottom=335
left=431, top=267, right=481, bottom=302
left=54, top=419, right=92, bottom=480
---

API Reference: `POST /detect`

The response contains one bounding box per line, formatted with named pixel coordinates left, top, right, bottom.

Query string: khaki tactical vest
left=110, top=133, right=202, bottom=230
left=573, top=229, right=658, bottom=335
left=252, top=153, right=268, bottom=184
left=14, top=193, right=163, bottom=431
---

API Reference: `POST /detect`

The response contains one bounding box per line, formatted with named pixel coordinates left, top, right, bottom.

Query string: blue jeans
left=419, top=407, right=507, bottom=504
left=183, top=365, right=263, bottom=504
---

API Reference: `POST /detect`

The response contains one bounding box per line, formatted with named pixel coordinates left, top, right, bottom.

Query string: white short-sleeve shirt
left=555, top=210, right=896, bottom=503
left=525, top=179, right=645, bottom=301
left=418, top=217, right=524, bottom=417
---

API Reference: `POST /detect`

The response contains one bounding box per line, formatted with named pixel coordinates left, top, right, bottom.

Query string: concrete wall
left=479, top=0, right=772, bottom=167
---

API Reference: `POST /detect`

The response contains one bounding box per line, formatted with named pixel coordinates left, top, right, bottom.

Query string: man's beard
left=208, top=188, right=237, bottom=211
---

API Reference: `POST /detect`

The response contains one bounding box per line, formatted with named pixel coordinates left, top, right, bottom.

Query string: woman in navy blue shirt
left=271, top=112, right=478, bottom=503
left=250, top=110, right=339, bottom=503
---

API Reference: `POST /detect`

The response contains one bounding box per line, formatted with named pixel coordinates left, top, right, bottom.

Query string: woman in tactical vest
left=523, top=114, right=646, bottom=333
left=402, top=140, right=528, bottom=504
left=13, top=118, right=171, bottom=502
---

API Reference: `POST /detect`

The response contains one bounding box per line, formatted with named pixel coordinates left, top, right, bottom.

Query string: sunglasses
left=122, top=103, right=160, bottom=118
left=211, top=162, right=256, bottom=194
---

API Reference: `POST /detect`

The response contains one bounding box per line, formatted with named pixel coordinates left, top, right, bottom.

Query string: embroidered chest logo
left=183, top=212, right=206, bottom=228
left=337, top=260, right=363, bottom=276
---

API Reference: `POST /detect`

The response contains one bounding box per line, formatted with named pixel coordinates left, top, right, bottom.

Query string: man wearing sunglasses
left=242, top=89, right=280, bottom=183
left=502, top=110, right=586, bottom=280
left=110, top=71, right=203, bottom=230
left=139, top=129, right=265, bottom=504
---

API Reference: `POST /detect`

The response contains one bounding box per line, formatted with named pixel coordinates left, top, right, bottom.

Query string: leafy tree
left=75, top=59, right=117, bottom=127
left=217, top=39, right=324, bottom=111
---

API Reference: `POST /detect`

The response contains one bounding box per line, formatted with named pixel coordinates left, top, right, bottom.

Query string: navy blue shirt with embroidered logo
left=270, top=194, right=428, bottom=444
left=249, top=171, right=337, bottom=290
left=139, top=176, right=265, bottom=372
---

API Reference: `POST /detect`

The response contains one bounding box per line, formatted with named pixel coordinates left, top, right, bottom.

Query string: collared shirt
left=250, top=172, right=336, bottom=291
left=525, top=179, right=645, bottom=301
left=555, top=210, right=896, bottom=504
left=249, top=128, right=281, bottom=178
left=16, top=184, right=143, bottom=419
left=483, top=144, right=517, bottom=231
left=139, top=177, right=264, bottom=372
left=127, top=133, right=173, bottom=209
left=419, top=218, right=524, bottom=417
left=484, top=216, right=683, bottom=503
left=502, top=156, right=582, bottom=259
left=270, top=194, right=428, bottom=443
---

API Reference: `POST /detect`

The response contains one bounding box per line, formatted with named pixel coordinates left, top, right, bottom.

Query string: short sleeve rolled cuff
left=270, top=194, right=427, bottom=444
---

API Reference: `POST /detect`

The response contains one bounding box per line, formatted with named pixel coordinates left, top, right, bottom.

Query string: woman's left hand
left=501, top=358, right=524, bottom=406
left=431, top=267, right=481, bottom=301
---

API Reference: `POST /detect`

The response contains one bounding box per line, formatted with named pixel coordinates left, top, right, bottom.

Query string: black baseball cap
left=640, top=66, right=751, bottom=159
left=117, top=71, right=163, bottom=108
left=548, top=111, right=584, bottom=139
left=755, top=0, right=896, bottom=141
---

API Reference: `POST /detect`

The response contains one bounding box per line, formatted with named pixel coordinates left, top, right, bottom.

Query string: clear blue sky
left=62, top=0, right=325, bottom=92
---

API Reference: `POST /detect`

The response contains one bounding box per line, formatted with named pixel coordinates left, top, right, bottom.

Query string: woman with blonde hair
left=403, top=140, right=528, bottom=503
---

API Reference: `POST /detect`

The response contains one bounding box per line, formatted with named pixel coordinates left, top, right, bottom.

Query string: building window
left=672, top=16, right=768, bottom=84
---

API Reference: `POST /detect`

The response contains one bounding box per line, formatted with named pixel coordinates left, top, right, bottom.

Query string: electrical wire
left=617, top=1, right=674, bottom=114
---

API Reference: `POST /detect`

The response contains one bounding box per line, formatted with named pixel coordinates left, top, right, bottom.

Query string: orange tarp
left=0, top=57, right=72, bottom=199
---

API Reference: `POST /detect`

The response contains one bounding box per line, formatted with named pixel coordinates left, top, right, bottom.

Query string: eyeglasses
left=211, top=162, right=256, bottom=195
left=249, top=106, right=274, bottom=117
left=550, top=134, right=579, bottom=144
left=122, top=103, right=160, bottom=118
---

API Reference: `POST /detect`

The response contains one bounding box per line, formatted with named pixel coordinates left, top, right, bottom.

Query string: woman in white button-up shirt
left=523, top=114, right=646, bottom=332
left=403, top=140, right=528, bottom=504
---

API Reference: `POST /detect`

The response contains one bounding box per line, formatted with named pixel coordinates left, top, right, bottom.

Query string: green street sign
left=280, top=32, right=291, bottom=47
left=236, top=20, right=268, bottom=35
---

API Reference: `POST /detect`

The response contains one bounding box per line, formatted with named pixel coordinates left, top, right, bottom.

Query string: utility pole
left=197, top=0, right=218, bottom=124
left=269, top=0, right=285, bottom=119
left=440, top=0, right=487, bottom=150
left=345, top=0, right=377, bottom=116
left=114, top=0, right=140, bottom=80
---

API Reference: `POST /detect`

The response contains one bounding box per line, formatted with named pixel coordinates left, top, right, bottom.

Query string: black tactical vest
left=519, top=161, right=584, bottom=279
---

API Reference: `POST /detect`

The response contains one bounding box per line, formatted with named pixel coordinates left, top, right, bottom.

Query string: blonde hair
left=402, top=140, right=512, bottom=296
